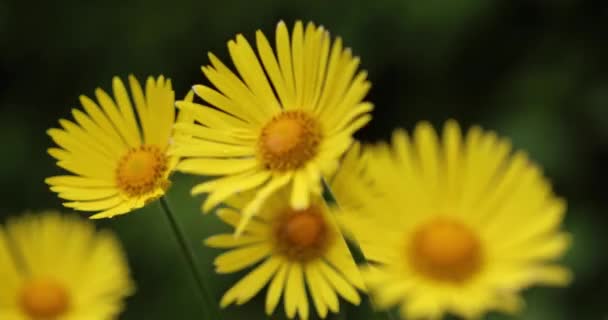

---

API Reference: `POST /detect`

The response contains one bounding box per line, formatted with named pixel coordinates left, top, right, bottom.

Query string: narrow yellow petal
left=176, top=158, right=258, bottom=176
left=47, top=127, right=115, bottom=168
left=95, top=87, right=139, bottom=148
left=309, top=262, right=339, bottom=313
left=112, top=76, right=142, bottom=146
left=265, top=262, right=289, bottom=315
left=443, top=120, right=463, bottom=203
left=45, top=175, right=114, bottom=188
left=192, top=84, right=257, bottom=123
left=235, top=257, right=283, bottom=305
left=64, top=196, right=124, bottom=212
left=191, top=169, right=261, bottom=195
left=304, top=263, right=328, bottom=318
left=202, top=171, right=271, bottom=212
left=238, top=173, right=292, bottom=235
left=176, top=100, right=254, bottom=130
left=323, top=73, right=371, bottom=129
left=324, top=240, right=366, bottom=290
left=276, top=21, right=295, bottom=108
left=215, top=243, right=271, bottom=273
left=229, top=35, right=281, bottom=116
left=71, top=108, right=125, bottom=157
left=291, top=21, right=305, bottom=108
left=53, top=187, right=118, bottom=201
left=204, top=234, right=262, bottom=248
left=414, top=122, right=440, bottom=197
left=327, top=102, right=374, bottom=136
left=318, top=262, right=360, bottom=305
left=202, top=55, right=267, bottom=125
left=216, top=208, right=269, bottom=236
left=128, top=75, right=152, bottom=144
left=290, top=170, right=310, bottom=210
left=256, top=29, right=294, bottom=108
left=79, top=94, right=126, bottom=147
left=89, top=198, right=140, bottom=219
left=172, top=122, right=255, bottom=145
left=171, top=139, right=254, bottom=158
left=284, top=263, right=304, bottom=319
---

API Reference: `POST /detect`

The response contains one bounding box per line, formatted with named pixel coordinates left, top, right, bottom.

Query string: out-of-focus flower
left=0, top=211, right=134, bottom=319
left=342, top=120, right=571, bottom=319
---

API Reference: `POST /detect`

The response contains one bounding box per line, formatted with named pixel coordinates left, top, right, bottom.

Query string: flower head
left=46, top=75, right=182, bottom=218
left=172, top=20, right=372, bottom=234
left=0, top=212, right=134, bottom=319
left=342, top=121, right=571, bottom=319
left=205, top=189, right=365, bottom=319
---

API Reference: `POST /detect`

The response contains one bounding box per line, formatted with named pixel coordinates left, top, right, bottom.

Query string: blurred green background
left=1, top=0, right=607, bottom=319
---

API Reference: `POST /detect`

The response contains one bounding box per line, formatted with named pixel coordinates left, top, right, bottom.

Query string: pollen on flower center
left=116, top=145, right=169, bottom=196
left=259, top=111, right=321, bottom=171
left=274, top=206, right=331, bottom=261
left=409, top=218, right=482, bottom=282
left=20, top=278, right=70, bottom=318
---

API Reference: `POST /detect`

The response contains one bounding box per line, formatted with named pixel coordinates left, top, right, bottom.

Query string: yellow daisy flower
left=172, top=20, right=372, bottom=234
left=0, top=212, right=134, bottom=319
left=46, top=75, right=185, bottom=219
left=205, top=189, right=365, bottom=319
left=342, top=121, right=571, bottom=319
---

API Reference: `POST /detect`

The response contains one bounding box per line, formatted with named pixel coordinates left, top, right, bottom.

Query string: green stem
left=160, top=196, right=220, bottom=320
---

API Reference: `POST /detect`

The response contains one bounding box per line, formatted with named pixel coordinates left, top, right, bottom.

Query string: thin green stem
left=159, top=196, right=220, bottom=320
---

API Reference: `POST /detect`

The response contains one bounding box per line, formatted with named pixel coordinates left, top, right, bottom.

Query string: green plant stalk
left=160, top=196, right=221, bottom=320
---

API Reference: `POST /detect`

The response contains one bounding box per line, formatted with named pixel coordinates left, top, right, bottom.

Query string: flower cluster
left=1, top=20, right=570, bottom=320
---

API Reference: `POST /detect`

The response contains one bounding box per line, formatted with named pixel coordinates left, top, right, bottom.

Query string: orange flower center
left=116, top=145, right=169, bottom=196
left=259, top=111, right=321, bottom=171
left=20, top=278, right=70, bottom=319
left=274, top=206, right=331, bottom=261
left=409, top=218, right=482, bottom=282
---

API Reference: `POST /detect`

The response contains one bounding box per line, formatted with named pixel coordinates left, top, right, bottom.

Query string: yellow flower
left=342, top=121, right=571, bottom=319
left=172, top=20, right=372, bottom=234
left=0, top=212, right=134, bottom=319
left=205, top=189, right=365, bottom=320
left=46, top=75, right=186, bottom=219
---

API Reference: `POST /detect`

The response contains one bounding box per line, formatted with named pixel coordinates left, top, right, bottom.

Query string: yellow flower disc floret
left=410, top=218, right=482, bottom=283
left=259, top=111, right=322, bottom=171
left=116, top=145, right=169, bottom=197
left=19, top=278, right=70, bottom=319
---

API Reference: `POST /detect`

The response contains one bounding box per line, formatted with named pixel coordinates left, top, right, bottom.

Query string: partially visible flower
left=341, top=121, right=571, bottom=319
left=172, top=20, right=372, bottom=234
left=205, top=189, right=365, bottom=319
left=0, top=211, right=134, bottom=319
left=46, top=75, right=184, bottom=218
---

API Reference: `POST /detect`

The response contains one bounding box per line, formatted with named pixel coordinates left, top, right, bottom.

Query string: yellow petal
left=304, top=263, right=328, bottom=318
left=284, top=263, right=305, bottom=319
left=204, top=234, right=262, bottom=248
left=318, top=261, right=360, bottom=305
left=238, top=173, right=292, bottom=235
left=176, top=158, right=258, bottom=176
left=265, top=262, right=289, bottom=315
left=214, top=243, right=271, bottom=273
left=290, top=170, right=310, bottom=210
